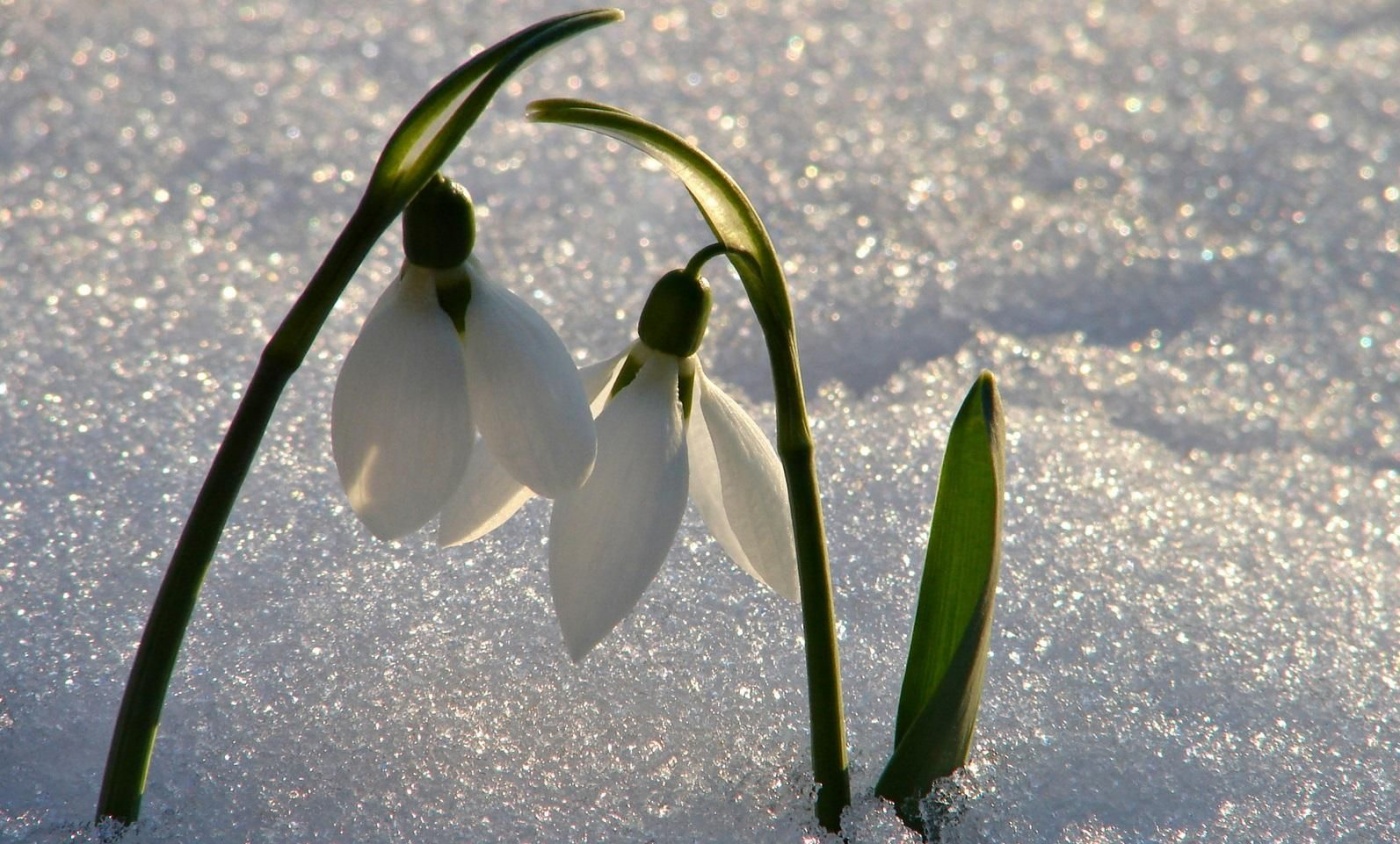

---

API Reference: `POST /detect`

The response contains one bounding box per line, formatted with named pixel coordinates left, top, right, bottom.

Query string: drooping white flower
left=331, top=176, right=595, bottom=540
left=437, top=266, right=800, bottom=659
left=549, top=342, right=800, bottom=659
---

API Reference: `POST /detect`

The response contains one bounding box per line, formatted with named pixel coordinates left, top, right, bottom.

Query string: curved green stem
left=95, top=10, right=622, bottom=825
left=527, top=99, right=851, bottom=831
left=683, top=242, right=730, bottom=278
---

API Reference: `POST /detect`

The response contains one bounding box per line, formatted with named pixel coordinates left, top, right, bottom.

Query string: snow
left=2, top=0, right=1397, bottom=841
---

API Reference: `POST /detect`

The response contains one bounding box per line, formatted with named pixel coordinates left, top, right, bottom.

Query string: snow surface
left=3, top=0, right=1397, bottom=841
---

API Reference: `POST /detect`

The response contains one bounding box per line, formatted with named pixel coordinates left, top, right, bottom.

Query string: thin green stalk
left=778, top=428, right=850, bottom=828
left=526, top=99, right=852, bottom=830
left=96, top=206, right=390, bottom=823
left=95, top=10, right=621, bottom=825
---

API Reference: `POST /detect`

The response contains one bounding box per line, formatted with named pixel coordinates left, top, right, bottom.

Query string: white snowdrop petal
left=461, top=259, right=597, bottom=497
left=332, top=268, right=473, bottom=540
left=435, top=438, right=533, bottom=547
left=689, top=370, right=799, bottom=600
left=549, top=355, right=688, bottom=661
left=580, top=349, right=630, bottom=414
left=687, top=393, right=751, bottom=579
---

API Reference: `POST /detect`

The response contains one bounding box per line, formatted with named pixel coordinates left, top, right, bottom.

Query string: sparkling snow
left=2, top=0, right=1396, bottom=841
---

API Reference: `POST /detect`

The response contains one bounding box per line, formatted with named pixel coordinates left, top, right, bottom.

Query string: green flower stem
left=683, top=242, right=730, bottom=278
left=95, top=10, right=621, bottom=825
left=527, top=99, right=852, bottom=831
left=96, top=206, right=390, bottom=825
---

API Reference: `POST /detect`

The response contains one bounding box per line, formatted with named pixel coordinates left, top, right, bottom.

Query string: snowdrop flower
left=440, top=264, right=800, bottom=659
left=332, top=175, right=596, bottom=540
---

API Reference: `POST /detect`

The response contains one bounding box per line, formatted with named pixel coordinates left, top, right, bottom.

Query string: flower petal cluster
left=335, top=178, right=797, bottom=661
left=332, top=253, right=596, bottom=540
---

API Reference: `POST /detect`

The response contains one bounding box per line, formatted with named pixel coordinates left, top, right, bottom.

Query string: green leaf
left=877, top=371, right=1005, bottom=833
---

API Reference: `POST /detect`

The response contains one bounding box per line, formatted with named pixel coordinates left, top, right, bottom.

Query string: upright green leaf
left=877, top=371, right=1005, bottom=834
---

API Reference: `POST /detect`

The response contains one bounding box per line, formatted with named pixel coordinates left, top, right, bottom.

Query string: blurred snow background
left=2, top=0, right=1397, bottom=840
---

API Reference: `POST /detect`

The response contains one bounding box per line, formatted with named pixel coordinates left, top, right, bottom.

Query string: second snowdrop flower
left=549, top=264, right=800, bottom=660
left=331, top=175, right=596, bottom=540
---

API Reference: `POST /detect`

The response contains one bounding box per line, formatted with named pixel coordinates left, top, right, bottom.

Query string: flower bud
left=404, top=174, right=476, bottom=269
left=638, top=269, right=711, bottom=358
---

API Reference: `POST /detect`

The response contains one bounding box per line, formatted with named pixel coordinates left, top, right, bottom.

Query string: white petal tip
left=358, top=515, right=422, bottom=543
left=552, top=586, right=631, bottom=664
left=564, top=634, right=597, bottom=663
